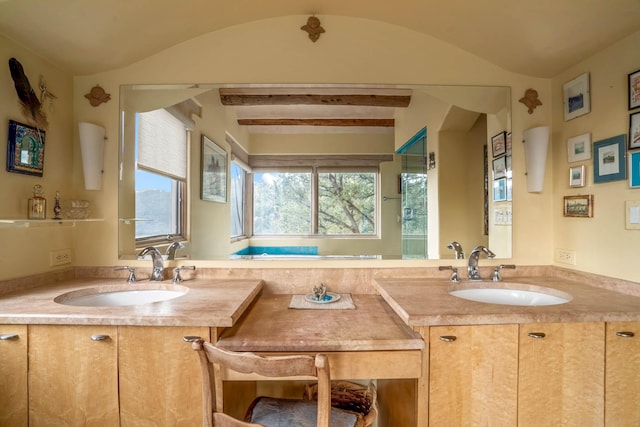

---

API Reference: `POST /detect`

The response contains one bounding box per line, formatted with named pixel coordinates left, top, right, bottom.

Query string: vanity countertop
left=0, top=278, right=263, bottom=327
left=375, top=276, right=640, bottom=326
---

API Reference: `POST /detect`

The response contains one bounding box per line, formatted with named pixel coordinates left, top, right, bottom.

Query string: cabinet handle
left=0, top=333, right=19, bottom=340
left=90, top=334, right=110, bottom=341
left=527, top=332, right=546, bottom=339
left=616, top=331, right=635, bottom=338
left=183, top=335, right=202, bottom=342
left=439, top=335, right=457, bottom=342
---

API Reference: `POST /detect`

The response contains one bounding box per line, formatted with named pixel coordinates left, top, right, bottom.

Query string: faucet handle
left=114, top=266, right=137, bottom=284
left=491, top=264, right=516, bottom=282
left=172, top=265, right=196, bottom=284
left=438, top=265, right=460, bottom=283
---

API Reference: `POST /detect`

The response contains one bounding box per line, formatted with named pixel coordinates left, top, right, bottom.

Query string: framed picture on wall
left=569, top=165, right=585, bottom=188
left=629, top=68, right=640, bottom=110
left=492, top=155, right=507, bottom=179
left=629, top=111, right=640, bottom=150
left=563, top=195, right=593, bottom=218
left=593, top=134, right=626, bottom=183
left=491, top=131, right=506, bottom=157
left=493, top=178, right=507, bottom=201
left=630, top=151, right=640, bottom=188
left=563, top=72, right=590, bottom=121
left=567, top=133, right=591, bottom=162
left=6, top=119, right=46, bottom=176
left=201, top=134, right=227, bottom=203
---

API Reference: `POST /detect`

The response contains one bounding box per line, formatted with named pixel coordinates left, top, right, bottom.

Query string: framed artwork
left=563, top=195, right=593, bottom=218
left=593, top=134, right=626, bottom=183
left=629, top=68, right=640, bottom=110
left=569, top=165, right=585, bottom=188
left=563, top=72, right=590, bottom=121
left=6, top=119, right=45, bottom=176
left=505, top=132, right=512, bottom=155
left=493, top=155, right=506, bottom=179
left=630, top=151, right=640, bottom=188
left=506, top=178, right=512, bottom=201
left=491, top=131, right=506, bottom=157
left=493, top=177, right=507, bottom=201
left=567, top=133, right=591, bottom=162
left=629, top=111, right=640, bottom=150
left=201, top=135, right=227, bottom=203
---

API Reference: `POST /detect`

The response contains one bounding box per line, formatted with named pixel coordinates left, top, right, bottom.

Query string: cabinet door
left=606, top=322, right=640, bottom=426
left=518, top=322, right=604, bottom=427
left=29, top=325, right=119, bottom=427
left=0, top=325, right=28, bottom=427
left=119, top=326, right=210, bottom=427
left=429, top=324, right=518, bottom=427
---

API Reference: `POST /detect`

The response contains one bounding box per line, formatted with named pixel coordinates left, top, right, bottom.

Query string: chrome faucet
left=467, top=245, right=496, bottom=281
left=447, top=241, right=465, bottom=259
left=165, top=241, right=185, bottom=260
left=138, top=246, right=164, bottom=281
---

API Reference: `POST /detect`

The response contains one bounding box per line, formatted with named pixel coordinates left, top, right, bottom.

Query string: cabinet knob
left=527, top=332, right=546, bottom=339
left=183, top=336, right=202, bottom=342
left=0, top=333, right=19, bottom=340
left=616, top=331, right=635, bottom=338
left=439, top=335, right=457, bottom=342
left=90, top=334, right=111, bottom=341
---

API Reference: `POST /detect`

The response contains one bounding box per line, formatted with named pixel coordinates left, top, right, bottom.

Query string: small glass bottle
left=53, top=191, right=62, bottom=220
left=28, top=184, right=46, bottom=219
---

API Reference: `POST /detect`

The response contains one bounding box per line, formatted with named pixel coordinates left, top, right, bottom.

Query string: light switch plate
left=625, top=201, right=640, bottom=230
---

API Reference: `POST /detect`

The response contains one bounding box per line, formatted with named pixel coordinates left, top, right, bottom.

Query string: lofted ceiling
left=0, top=0, right=639, bottom=78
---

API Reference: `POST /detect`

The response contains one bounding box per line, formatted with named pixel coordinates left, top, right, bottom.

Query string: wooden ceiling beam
left=220, top=91, right=411, bottom=108
left=237, top=118, right=395, bottom=127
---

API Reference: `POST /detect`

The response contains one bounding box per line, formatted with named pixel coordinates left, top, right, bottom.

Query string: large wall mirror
left=119, top=84, right=511, bottom=261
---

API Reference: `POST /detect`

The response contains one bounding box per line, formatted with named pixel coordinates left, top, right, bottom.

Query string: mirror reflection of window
left=230, top=161, right=248, bottom=238
left=135, top=108, right=188, bottom=243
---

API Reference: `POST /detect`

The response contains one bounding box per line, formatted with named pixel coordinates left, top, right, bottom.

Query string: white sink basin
left=55, top=284, right=188, bottom=307
left=449, top=283, right=571, bottom=306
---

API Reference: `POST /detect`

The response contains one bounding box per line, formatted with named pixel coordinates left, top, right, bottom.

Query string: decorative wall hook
left=519, top=88, right=542, bottom=114
left=301, top=15, right=325, bottom=42
left=85, top=85, right=111, bottom=107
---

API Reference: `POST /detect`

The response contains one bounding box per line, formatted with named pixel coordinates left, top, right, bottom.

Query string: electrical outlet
left=555, top=249, right=576, bottom=265
left=50, top=249, right=72, bottom=267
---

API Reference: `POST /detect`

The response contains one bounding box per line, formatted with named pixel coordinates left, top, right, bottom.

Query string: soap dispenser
left=28, top=184, right=46, bottom=219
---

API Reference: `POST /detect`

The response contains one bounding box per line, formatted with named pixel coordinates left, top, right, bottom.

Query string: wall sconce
left=78, top=122, right=106, bottom=190
left=523, top=125, right=550, bottom=192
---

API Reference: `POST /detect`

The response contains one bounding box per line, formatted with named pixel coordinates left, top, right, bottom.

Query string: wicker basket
left=304, top=381, right=378, bottom=427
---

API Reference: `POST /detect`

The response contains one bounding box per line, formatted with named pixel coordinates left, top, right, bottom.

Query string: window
left=135, top=108, right=188, bottom=243
left=230, top=161, right=247, bottom=238
left=253, top=168, right=378, bottom=236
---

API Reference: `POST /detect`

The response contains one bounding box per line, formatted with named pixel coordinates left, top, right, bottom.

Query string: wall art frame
left=569, top=165, right=585, bottom=188
left=629, top=150, right=640, bottom=188
left=492, top=155, right=507, bottom=179
left=567, top=132, right=591, bottom=162
left=491, top=131, right=506, bottom=157
left=563, top=194, right=593, bottom=218
left=563, top=72, right=591, bottom=121
left=629, top=68, right=640, bottom=110
left=493, top=177, right=507, bottom=201
left=629, top=111, right=640, bottom=150
left=593, top=134, right=626, bottom=183
left=6, top=119, right=46, bottom=176
left=200, top=134, right=227, bottom=203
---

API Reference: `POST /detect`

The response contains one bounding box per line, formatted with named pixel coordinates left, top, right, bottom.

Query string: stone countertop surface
left=375, top=276, right=640, bottom=326
left=0, top=278, right=263, bottom=326
left=217, top=294, right=425, bottom=352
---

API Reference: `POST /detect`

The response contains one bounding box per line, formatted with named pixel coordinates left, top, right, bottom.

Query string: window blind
left=137, top=108, right=187, bottom=180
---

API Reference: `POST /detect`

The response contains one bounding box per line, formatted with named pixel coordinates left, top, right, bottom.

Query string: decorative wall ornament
left=301, top=16, right=325, bottom=42
left=518, top=88, right=542, bottom=114
left=8, top=57, right=48, bottom=129
left=84, top=85, right=111, bottom=106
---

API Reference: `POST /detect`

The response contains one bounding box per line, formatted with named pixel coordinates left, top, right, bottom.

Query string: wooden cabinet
left=428, top=325, right=518, bottom=427
left=28, top=325, right=119, bottom=427
left=518, top=322, right=604, bottom=427
left=0, top=325, right=28, bottom=427
left=605, top=321, right=640, bottom=426
left=118, top=326, right=210, bottom=427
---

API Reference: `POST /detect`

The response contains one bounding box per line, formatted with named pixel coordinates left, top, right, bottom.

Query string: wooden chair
left=192, top=339, right=361, bottom=427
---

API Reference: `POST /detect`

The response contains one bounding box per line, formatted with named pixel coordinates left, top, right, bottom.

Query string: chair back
left=192, top=340, right=331, bottom=427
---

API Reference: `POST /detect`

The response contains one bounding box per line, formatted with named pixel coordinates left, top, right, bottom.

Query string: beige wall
left=1, top=15, right=636, bottom=282
left=551, top=31, right=640, bottom=281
